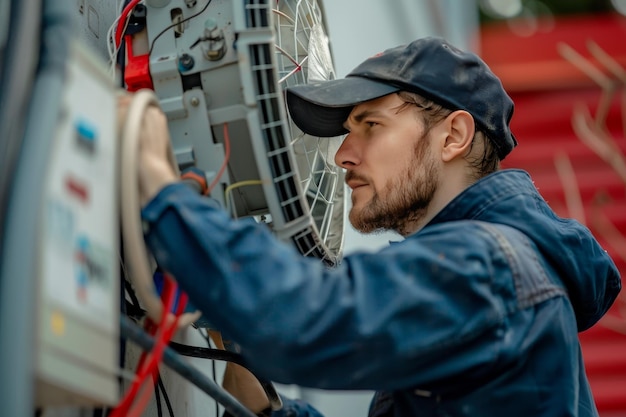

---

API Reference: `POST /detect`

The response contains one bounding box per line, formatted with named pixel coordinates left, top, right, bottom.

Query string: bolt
left=202, top=19, right=227, bottom=61
left=204, top=18, right=218, bottom=35
left=190, top=97, right=200, bottom=107
left=178, top=53, right=195, bottom=71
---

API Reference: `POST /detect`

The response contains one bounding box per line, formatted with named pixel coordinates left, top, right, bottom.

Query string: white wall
left=324, top=0, right=480, bottom=77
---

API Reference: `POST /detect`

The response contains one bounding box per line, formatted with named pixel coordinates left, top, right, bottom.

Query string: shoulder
left=396, top=220, right=512, bottom=269
left=412, top=220, right=538, bottom=265
left=361, top=221, right=517, bottom=301
left=410, top=220, right=567, bottom=309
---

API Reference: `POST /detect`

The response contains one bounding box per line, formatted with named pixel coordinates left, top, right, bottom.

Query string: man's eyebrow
left=343, top=109, right=387, bottom=129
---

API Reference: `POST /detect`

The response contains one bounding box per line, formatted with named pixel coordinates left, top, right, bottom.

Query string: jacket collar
left=428, top=169, right=533, bottom=226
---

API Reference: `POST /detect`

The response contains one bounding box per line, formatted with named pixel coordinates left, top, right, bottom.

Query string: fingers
left=140, top=106, right=170, bottom=147
left=117, top=90, right=168, bottom=146
left=119, top=91, right=171, bottom=157
left=118, top=90, right=178, bottom=205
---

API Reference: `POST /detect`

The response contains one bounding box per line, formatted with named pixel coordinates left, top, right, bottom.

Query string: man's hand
left=118, top=92, right=178, bottom=207
left=209, top=331, right=271, bottom=414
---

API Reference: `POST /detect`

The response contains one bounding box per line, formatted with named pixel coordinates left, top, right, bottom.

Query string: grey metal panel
left=0, top=0, right=41, bottom=251
left=142, top=0, right=345, bottom=264
left=0, top=0, right=9, bottom=58
left=73, top=0, right=120, bottom=62
left=0, top=1, right=73, bottom=415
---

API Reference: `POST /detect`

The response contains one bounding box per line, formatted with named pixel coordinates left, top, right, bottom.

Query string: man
left=133, top=37, right=621, bottom=416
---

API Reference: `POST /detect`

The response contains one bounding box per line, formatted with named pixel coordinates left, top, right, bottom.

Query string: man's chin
left=348, top=211, right=366, bottom=234
left=349, top=210, right=390, bottom=235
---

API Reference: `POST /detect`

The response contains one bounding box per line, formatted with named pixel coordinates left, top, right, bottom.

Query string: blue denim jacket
left=142, top=169, right=621, bottom=417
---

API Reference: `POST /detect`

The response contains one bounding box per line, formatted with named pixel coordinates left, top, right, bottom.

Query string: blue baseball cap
left=285, top=37, right=517, bottom=160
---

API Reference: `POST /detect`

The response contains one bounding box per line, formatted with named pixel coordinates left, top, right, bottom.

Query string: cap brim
left=285, top=77, right=399, bottom=137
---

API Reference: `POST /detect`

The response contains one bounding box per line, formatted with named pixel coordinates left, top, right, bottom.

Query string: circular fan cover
left=273, top=0, right=346, bottom=264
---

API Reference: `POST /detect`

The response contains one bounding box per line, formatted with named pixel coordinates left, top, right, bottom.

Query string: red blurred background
left=479, top=7, right=626, bottom=415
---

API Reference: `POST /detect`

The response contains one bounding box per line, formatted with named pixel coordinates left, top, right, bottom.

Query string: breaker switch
left=75, top=118, right=97, bottom=153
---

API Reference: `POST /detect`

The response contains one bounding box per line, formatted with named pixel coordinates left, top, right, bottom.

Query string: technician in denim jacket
left=130, top=37, right=621, bottom=416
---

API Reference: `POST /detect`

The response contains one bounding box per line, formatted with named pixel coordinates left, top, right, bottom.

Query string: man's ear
left=440, top=110, right=475, bottom=162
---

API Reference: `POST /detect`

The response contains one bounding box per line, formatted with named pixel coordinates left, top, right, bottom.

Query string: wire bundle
left=111, top=274, right=187, bottom=417
left=106, top=0, right=137, bottom=78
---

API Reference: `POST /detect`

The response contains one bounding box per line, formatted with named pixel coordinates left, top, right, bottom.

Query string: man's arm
left=210, top=330, right=327, bottom=417
left=121, top=97, right=325, bottom=417
left=129, top=95, right=510, bottom=393
left=141, top=186, right=509, bottom=391
left=209, top=331, right=272, bottom=415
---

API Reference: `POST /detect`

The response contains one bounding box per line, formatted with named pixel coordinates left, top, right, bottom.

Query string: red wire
left=135, top=279, right=187, bottom=386
left=111, top=274, right=187, bottom=417
left=128, top=285, right=188, bottom=417
left=110, top=283, right=174, bottom=417
left=127, top=369, right=159, bottom=417
left=207, top=123, right=232, bottom=193
left=114, top=0, right=142, bottom=48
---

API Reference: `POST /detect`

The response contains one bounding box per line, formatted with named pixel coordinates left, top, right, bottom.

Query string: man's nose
left=334, top=132, right=359, bottom=168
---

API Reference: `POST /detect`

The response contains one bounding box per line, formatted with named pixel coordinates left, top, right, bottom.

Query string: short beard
left=349, top=133, right=438, bottom=236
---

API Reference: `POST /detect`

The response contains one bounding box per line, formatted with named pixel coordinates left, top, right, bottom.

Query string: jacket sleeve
left=271, top=397, right=325, bottom=417
left=142, top=183, right=512, bottom=391
left=222, top=397, right=325, bottom=417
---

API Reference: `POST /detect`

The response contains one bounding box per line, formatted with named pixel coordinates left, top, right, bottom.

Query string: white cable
left=120, top=89, right=201, bottom=329
left=107, top=1, right=127, bottom=78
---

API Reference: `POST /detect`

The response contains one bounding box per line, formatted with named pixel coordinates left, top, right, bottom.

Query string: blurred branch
left=571, top=102, right=626, bottom=183
left=554, top=152, right=586, bottom=225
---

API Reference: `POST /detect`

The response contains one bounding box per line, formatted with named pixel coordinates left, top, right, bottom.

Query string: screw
left=178, top=53, right=195, bottom=71
left=190, top=97, right=200, bottom=107
left=202, top=19, right=227, bottom=61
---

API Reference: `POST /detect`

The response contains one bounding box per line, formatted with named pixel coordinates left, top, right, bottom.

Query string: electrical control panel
left=35, top=41, right=120, bottom=407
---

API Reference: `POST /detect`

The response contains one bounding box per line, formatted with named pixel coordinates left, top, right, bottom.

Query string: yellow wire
left=224, top=180, right=264, bottom=215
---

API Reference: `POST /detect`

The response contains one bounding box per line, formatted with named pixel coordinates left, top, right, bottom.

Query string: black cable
left=148, top=0, right=213, bottom=56
left=124, top=275, right=142, bottom=310
left=212, top=358, right=219, bottom=417
left=168, top=341, right=282, bottom=410
left=199, top=329, right=221, bottom=417
left=119, top=315, right=256, bottom=417
left=92, top=407, right=110, bottom=417
left=197, top=326, right=213, bottom=346
left=116, top=0, right=133, bottom=88
left=169, top=341, right=247, bottom=364
left=154, top=372, right=163, bottom=417
left=124, top=279, right=146, bottom=320
left=158, top=373, right=175, bottom=417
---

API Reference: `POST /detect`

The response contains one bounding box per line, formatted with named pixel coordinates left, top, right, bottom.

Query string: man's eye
left=366, top=121, right=378, bottom=128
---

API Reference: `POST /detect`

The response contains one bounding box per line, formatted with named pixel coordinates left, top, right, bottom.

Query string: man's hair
left=396, top=91, right=500, bottom=180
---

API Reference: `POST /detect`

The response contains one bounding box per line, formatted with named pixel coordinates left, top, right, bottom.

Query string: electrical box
left=34, top=41, right=120, bottom=407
